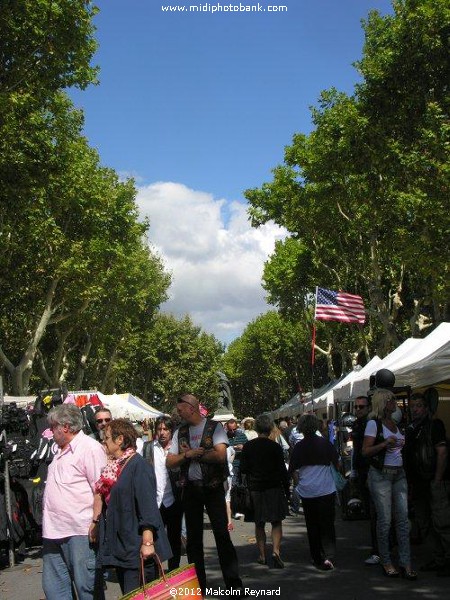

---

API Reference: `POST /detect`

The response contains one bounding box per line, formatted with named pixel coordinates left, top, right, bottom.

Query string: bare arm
left=199, top=443, right=227, bottom=464
left=88, top=492, right=103, bottom=543
left=362, top=435, right=396, bottom=457
left=166, top=451, right=192, bottom=469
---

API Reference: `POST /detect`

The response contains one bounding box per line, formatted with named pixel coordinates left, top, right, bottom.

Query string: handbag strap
left=118, top=453, right=136, bottom=478
left=140, top=553, right=165, bottom=591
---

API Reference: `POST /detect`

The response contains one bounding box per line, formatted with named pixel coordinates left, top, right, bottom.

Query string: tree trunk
left=314, top=342, right=335, bottom=380
left=368, top=235, right=401, bottom=356
left=73, top=333, right=92, bottom=390
left=101, top=343, right=119, bottom=394
left=52, top=326, right=73, bottom=386
left=0, top=278, right=60, bottom=395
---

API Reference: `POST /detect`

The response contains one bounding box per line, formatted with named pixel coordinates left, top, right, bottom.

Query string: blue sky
left=70, top=0, right=394, bottom=343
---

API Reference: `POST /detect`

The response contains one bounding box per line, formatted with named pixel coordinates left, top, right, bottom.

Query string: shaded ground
left=1, top=504, right=447, bottom=600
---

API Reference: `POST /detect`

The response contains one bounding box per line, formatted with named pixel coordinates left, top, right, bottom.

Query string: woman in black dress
left=240, top=414, right=290, bottom=568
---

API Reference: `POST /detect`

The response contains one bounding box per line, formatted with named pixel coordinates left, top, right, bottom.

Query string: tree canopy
left=0, top=1, right=222, bottom=399
left=245, top=0, right=449, bottom=372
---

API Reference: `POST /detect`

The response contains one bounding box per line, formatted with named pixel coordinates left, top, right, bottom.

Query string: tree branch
left=0, top=346, right=15, bottom=374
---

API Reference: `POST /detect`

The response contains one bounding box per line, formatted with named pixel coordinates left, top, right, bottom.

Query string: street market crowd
left=5, top=387, right=449, bottom=599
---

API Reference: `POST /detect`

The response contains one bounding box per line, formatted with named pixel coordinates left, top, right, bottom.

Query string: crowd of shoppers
left=38, top=385, right=449, bottom=599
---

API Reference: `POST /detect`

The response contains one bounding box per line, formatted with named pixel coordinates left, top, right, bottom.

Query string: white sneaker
left=365, top=554, right=380, bottom=565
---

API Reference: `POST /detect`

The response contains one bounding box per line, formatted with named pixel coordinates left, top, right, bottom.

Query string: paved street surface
left=1, top=504, right=448, bottom=600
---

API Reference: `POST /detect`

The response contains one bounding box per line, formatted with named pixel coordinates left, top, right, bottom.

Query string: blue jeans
left=368, top=466, right=410, bottom=567
left=42, top=536, right=98, bottom=600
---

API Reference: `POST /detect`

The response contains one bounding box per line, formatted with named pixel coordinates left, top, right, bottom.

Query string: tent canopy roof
left=97, top=392, right=163, bottom=420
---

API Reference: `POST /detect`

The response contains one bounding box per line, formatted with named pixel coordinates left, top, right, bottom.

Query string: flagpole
left=311, top=286, right=318, bottom=412
left=311, top=323, right=316, bottom=412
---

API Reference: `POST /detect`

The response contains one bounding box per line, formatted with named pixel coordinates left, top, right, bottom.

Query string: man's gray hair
left=47, top=404, right=84, bottom=433
left=254, top=414, right=274, bottom=435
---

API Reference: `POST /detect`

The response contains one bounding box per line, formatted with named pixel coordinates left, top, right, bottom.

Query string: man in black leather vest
left=167, top=394, right=244, bottom=596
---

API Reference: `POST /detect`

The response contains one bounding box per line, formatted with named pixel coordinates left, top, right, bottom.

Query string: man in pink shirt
left=42, top=404, right=107, bottom=600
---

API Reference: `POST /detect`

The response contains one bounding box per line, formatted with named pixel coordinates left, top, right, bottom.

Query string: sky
left=70, top=0, right=394, bottom=345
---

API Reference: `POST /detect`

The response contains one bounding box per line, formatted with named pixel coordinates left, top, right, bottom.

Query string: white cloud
left=136, top=182, right=286, bottom=344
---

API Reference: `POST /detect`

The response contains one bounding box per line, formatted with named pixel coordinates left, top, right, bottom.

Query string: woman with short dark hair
left=288, top=414, right=339, bottom=571
left=90, top=418, right=172, bottom=595
left=240, top=414, right=289, bottom=568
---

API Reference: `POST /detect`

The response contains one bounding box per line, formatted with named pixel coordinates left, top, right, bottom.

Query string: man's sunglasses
left=96, top=418, right=111, bottom=424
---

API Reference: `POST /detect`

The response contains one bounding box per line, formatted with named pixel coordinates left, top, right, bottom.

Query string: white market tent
left=269, top=392, right=302, bottom=420
left=344, top=323, right=450, bottom=398
left=1, top=391, right=163, bottom=421
left=97, top=392, right=163, bottom=421
left=347, top=338, right=422, bottom=399
left=391, top=322, right=450, bottom=388
left=270, top=380, right=340, bottom=419
left=2, top=395, right=35, bottom=408
left=270, top=322, right=450, bottom=420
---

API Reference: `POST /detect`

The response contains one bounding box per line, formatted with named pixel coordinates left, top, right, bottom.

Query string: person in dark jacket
left=89, top=419, right=171, bottom=595
left=240, top=414, right=289, bottom=568
left=404, top=392, right=450, bottom=576
left=351, top=396, right=380, bottom=565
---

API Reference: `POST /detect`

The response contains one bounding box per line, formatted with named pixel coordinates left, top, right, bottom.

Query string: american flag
left=314, top=287, right=366, bottom=324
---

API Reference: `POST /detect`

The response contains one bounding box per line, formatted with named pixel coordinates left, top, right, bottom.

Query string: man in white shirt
left=145, top=416, right=183, bottom=571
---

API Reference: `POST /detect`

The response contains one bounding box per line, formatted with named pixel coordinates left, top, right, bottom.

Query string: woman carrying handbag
left=89, top=419, right=172, bottom=595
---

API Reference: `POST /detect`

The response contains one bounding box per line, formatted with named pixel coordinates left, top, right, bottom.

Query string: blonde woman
left=242, top=417, right=258, bottom=440
left=270, top=424, right=290, bottom=464
left=362, top=389, right=416, bottom=580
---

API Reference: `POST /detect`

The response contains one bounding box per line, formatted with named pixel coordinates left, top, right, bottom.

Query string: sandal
left=272, top=553, right=285, bottom=569
left=257, top=557, right=267, bottom=565
left=399, top=566, right=417, bottom=581
left=382, top=565, right=399, bottom=578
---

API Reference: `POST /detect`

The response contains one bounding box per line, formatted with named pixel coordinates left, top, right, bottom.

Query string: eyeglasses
left=178, top=399, right=194, bottom=408
left=355, top=405, right=368, bottom=410
left=96, top=418, right=111, bottom=424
